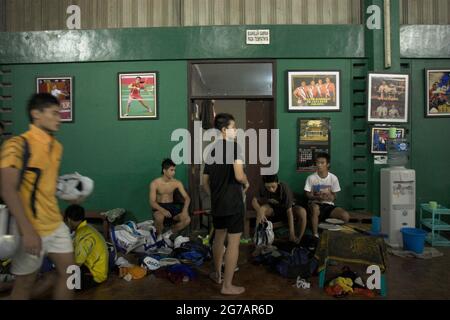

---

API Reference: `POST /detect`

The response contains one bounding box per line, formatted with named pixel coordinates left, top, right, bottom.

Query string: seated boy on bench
left=149, top=158, right=191, bottom=243
left=252, top=174, right=307, bottom=243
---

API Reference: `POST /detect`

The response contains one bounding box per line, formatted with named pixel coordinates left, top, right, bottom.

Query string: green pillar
left=363, top=0, right=402, bottom=214
left=364, top=0, right=401, bottom=72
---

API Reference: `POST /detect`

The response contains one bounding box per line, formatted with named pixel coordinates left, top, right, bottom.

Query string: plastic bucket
left=401, top=228, right=427, bottom=254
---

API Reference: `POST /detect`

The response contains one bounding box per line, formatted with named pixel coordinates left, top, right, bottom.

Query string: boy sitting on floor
left=65, top=204, right=109, bottom=290
left=252, top=174, right=307, bottom=243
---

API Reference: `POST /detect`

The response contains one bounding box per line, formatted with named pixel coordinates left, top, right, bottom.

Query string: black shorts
left=213, top=212, right=244, bottom=234
left=317, top=203, right=337, bottom=222
left=77, top=265, right=99, bottom=291
left=269, top=206, right=288, bottom=223
left=157, top=203, right=182, bottom=226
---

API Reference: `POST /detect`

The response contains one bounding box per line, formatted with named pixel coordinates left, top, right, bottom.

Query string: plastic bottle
left=387, top=138, right=409, bottom=167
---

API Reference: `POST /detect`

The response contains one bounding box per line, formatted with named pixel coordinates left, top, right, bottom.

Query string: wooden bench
left=244, top=209, right=372, bottom=239
left=348, top=211, right=372, bottom=224
left=85, top=210, right=111, bottom=240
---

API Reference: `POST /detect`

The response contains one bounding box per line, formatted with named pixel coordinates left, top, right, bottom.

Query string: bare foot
left=221, top=285, right=245, bottom=295
left=209, top=271, right=222, bottom=284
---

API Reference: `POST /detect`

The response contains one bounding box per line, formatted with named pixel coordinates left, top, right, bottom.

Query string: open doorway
left=188, top=61, right=276, bottom=217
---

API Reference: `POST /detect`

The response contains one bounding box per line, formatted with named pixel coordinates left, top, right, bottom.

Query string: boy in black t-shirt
left=203, top=113, right=249, bottom=295
left=252, top=175, right=307, bottom=243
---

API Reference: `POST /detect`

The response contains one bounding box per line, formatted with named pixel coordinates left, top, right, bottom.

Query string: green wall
left=1, top=24, right=449, bottom=222
left=276, top=59, right=353, bottom=209
left=8, top=61, right=188, bottom=221
left=408, top=59, right=450, bottom=210
left=0, top=25, right=364, bottom=64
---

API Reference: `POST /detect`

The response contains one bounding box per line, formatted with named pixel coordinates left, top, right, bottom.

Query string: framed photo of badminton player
left=118, top=72, right=158, bottom=120
left=36, top=77, right=74, bottom=123
left=288, top=71, right=340, bottom=111
left=425, top=69, right=450, bottom=117
left=367, top=73, right=409, bottom=123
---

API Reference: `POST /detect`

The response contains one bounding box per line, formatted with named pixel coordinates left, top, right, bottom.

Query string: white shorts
left=11, top=222, right=73, bottom=276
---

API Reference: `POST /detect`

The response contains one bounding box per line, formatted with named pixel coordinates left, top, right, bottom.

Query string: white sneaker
left=174, top=236, right=190, bottom=248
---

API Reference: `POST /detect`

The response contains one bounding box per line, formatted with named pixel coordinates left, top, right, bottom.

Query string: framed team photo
left=370, top=127, right=405, bottom=154
left=425, top=69, right=450, bottom=118
left=367, top=73, right=409, bottom=123
left=288, top=71, right=340, bottom=111
left=118, top=72, right=158, bottom=120
left=36, top=77, right=73, bottom=123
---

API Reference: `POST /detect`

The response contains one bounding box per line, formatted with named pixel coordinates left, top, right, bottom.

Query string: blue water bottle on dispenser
left=387, top=127, right=409, bottom=167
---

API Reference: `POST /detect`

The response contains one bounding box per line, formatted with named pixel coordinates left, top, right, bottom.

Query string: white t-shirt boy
left=304, top=172, right=341, bottom=205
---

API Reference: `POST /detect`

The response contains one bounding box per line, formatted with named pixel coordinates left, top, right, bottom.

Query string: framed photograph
left=367, top=73, right=409, bottom=123
left=118, top=72, right=158, bottom=120
left=371, top=127, right=405, bottom=154
left=36, top=77, right=73, bottom=122
left=288, top=71, right=340, bottom=111
left=297, top=118, right=331, bottom=172
left=426, top=69, right=450, bottom=117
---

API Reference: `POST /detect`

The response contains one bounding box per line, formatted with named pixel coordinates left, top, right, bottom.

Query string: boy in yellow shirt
left=1, top=93, right=74, bottom=299
left=65, top=204, right=109, bottom=289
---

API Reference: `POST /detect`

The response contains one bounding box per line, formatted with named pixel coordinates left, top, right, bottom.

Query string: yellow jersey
left=74, top=220, right=109, bottom=283
left=0, top=124, right=63, bottom=236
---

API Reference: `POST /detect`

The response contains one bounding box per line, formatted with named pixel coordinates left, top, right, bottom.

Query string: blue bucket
left=401, top=228, right=427, bottom=254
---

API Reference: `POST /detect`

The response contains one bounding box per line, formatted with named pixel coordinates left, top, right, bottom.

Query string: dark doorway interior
left=188, top=61, right=275, bottom=220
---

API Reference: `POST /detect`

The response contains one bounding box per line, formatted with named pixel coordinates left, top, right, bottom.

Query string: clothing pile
left=135, top=239, right=210, bottom=284
left=110, top=220, right=162, bottom=254
left=101, top=208, right=126, bottom=223
left=110, top=221, right=210, bottom=284
left=325, top=266, right=375, bottom=298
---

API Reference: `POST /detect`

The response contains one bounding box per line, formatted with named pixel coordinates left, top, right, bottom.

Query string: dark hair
left=214, top=113, right=235, bottom=132
left=161, top=158, right=176, bottom=174
left=136, top=76, right=141, bottom=80
left=27, top=93, right=60, bottom=123
left=315, top=152, right=330, bottom=164
left=262, top=174, right=279, bottom=184
left=65, top=204, right=85, bottom=222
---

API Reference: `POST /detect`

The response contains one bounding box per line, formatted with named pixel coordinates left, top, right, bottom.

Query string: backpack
left=276, top=247, right=318, bottom=279
left=253, top=221, right=274, bottom=247
left=110, top=224, right=146, bottom=254
left=173, top=240, right=211, bottom=262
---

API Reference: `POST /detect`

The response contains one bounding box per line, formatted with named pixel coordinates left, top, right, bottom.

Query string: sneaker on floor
left=174, top=236, right=190, bottom=249
left=308, top=235, right=320, bottom=251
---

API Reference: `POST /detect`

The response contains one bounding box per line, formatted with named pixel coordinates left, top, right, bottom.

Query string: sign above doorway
left=246, top=30, right=270, bottom=45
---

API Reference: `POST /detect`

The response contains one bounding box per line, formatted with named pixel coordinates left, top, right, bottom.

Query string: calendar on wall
left=297, top=118, right=331, bottom=172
